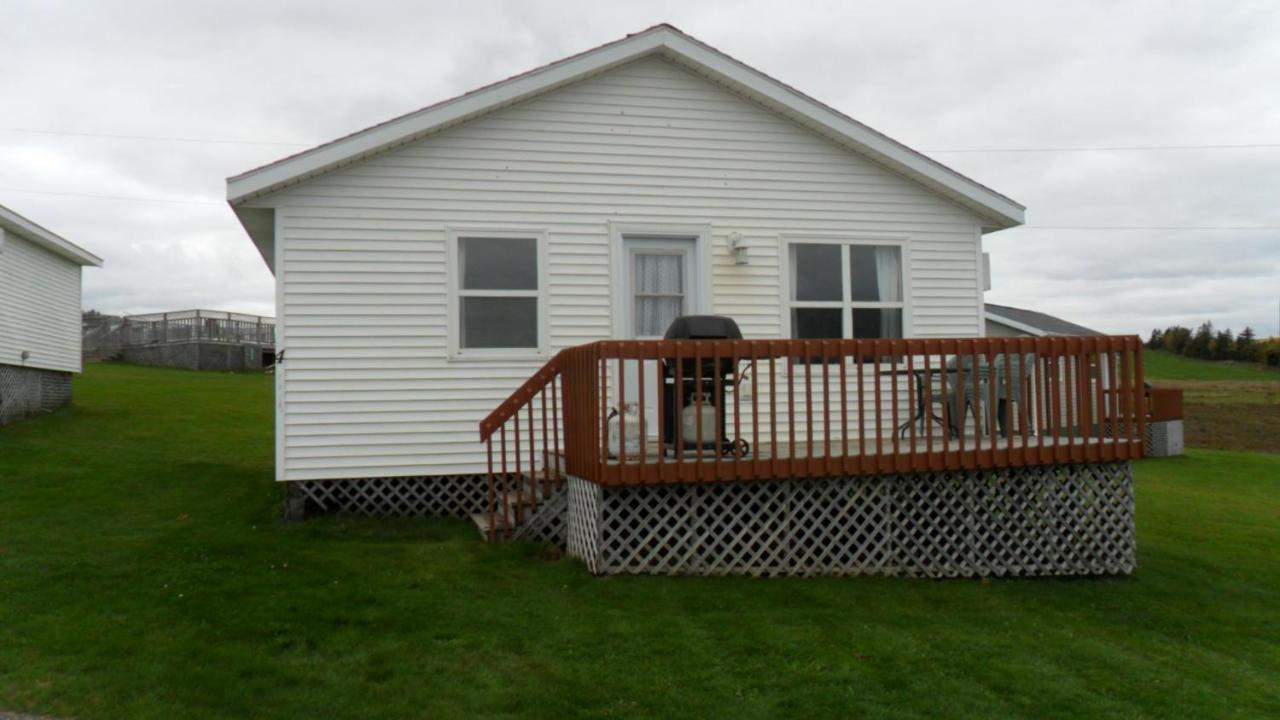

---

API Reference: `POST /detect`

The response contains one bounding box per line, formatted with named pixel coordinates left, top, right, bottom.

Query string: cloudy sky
left=3, top=0, right=1278, bottom=336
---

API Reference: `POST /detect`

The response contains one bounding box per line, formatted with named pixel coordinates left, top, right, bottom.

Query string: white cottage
left=229, top=26, right=1145, bottom=577
left=0, top=203, right=102, bottom=424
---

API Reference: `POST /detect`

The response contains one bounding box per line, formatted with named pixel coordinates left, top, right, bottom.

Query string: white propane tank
left=607, top=402, right=645, bottom=459
left=681, top=393, right=718, bottom=448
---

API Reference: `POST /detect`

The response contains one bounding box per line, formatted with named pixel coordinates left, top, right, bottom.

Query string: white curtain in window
left=874, top=246, right=901, bottom=303
left=634, top=253, right=683, bottom=337
left=875, top=246, right=902, bottom=337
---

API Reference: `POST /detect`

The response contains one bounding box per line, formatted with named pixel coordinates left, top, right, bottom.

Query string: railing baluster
left=822, top=341, right=831, bottom=474
left=527, top=400, right=536, bottom=516
left=675, top=340, right=684, bottom=469
left=733, top=340, right=742, bottom=480
left=856, top=341, right=865, bottom=471
left=839, top=341, right=849, bottom=471
left=695, top=342, right=704, bottom=467
left=1133, top=338, right=1146, bottom=455
left=922, top=345, right=934, bottom=461
left=940, top=340, right=951, bottom=464
left=638, top=341, right=647, bottom=481
left=751, top=344, right=760, bottom=480
left=499, top=425, right=509, bottom=537
left=616, top=350, right=626, bottom=471
left=657, top=342, right=666, bottom=481
left=714, top=340, right=723, bottom=477
left=486, top=438, right=495, bottom=541
left=787, top=348, right=796, bottom=467
left=804, top=340, right=813, bottom=473
left=905, top=345, right=916, bottom=467
left=513, top=402, right=522, bottom=527
left=769, top=347, right=778, bottom=478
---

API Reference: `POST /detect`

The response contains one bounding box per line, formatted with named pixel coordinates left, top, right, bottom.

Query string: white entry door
left=619, top=236, right=700, bottom=432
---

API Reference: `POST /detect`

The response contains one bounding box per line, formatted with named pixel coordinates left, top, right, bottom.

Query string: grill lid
left=662, top=315, right=743, bottom=340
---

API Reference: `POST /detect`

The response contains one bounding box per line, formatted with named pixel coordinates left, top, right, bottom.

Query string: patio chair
left=944, top=354, right=992, bottom=438
left=992, top=352, right=1036, bottom=437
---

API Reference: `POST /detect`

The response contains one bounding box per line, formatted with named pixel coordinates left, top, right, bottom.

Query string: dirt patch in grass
left=1183, top=402, right=1280, bottom=454
left=1148, top=380, right=1280, bottom=454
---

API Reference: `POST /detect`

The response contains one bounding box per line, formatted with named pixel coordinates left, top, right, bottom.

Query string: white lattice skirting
left=0, top=364, right=72, bottom=425
left=288, top=475, right=489, bottom=518
left=566, top=462, right=1136, bottom=578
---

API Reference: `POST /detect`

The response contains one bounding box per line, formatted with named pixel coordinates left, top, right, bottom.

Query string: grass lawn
left=1, top=363, right=1278, bottom=719
left=1144, top=349, right=1279, bottom=382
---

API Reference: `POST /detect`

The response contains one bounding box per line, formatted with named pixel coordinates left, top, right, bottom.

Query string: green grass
left=1, top=363, right=1278, bottom=719
left=1144, top=349, right=1280, bottom=382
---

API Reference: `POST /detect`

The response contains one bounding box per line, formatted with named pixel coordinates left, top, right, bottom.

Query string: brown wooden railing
left=477, top=336, right=1146, bottom=538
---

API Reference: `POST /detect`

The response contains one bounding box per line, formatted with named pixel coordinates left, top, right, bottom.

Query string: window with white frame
left=454, top=234, right=541, bottom=351
left=788, top=240, right=905, bottom=340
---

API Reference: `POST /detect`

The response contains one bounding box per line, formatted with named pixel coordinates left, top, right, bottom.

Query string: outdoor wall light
left=728, top=232, right=748, bottom=265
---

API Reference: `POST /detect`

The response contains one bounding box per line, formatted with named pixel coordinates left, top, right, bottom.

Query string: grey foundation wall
left=566, top=462, right=1137, bottom=578
left=0, top=364, right=73, bottom=425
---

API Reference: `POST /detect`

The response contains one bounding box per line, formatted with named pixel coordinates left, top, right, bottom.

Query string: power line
left=0, top=127, right=311, bottom=147
left=0, top=186, right=221, bottom=206
left=927, top=143, right=1280, bottom=153
left=3, top=125, right=1280, bottom=154
left=2, top=186, right=1279, bottom=229
left=1021, top=225, right=1280, bottom=231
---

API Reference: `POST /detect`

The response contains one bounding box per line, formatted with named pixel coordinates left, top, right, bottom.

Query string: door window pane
left=848, top=244, right=902, bottom=302
left=852, top=308, right=903, bottom=339
left=633, top=252, right=685, bottom=337
left=460, top=237, right=538, bottom=290
left=792, top=308, right=843, bottom=339
left=791, top=243, right=842, bottom=301
left=461, top=297, right=538, bottom=348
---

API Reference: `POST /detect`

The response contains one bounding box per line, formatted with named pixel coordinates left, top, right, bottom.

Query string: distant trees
left=1146, top=322, right=1280, bottom=366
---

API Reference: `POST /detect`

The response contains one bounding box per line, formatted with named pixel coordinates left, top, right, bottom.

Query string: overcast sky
left=3, top=0, right=1278, bottom=336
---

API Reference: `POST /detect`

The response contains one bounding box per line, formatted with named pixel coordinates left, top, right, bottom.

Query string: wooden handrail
left=477, top=350, right=569, bottom=442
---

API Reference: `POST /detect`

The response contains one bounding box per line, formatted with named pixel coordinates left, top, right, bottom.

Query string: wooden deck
left=601, top=434, right=1137, bottom=464
left=476, top=335, right=1147, bottom=537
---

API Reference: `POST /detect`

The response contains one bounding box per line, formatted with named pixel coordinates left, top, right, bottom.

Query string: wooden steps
left=469, top=470, right=567, bottom=540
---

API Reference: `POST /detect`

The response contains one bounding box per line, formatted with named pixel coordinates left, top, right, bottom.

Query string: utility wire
left=3, top=186, right=1280, bottom=229
left=1021, top=225, right=1280, bottom=231
left=0, top=127, right=311, bottom=147
left=926, top=143, right=1280, bottom=153
left=3, top=126, right=1280, bottom=153
left=4, top=187, right=1280, bottom=231
left=0, top=186, right=222, bottom=206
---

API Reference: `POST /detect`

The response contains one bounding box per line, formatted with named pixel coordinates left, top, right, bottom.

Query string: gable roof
left=985, top=303, right=1101, bottom=337
left=0, top=202, right=103, bottom=267
left=226, top=24, right=1024, bottom=230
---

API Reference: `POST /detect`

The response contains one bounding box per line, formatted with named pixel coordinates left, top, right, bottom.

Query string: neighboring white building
left=0, top=203, right=102, bottom=424
left=984, top=303, right=1102, bottom=338
left=228, top=25, right=1025, bottom=488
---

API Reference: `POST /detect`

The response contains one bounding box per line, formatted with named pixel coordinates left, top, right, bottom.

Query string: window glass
left=792, top=308, right=843, bottom=339
left=791, top=243, right=842, bottom=301
left=461, top=297, right=538, bottom=348
left=848, top=244, right=902, bottom=302
left=461, top=237, right=538, bottom=290
left=852, top=308, right=903, bottom=339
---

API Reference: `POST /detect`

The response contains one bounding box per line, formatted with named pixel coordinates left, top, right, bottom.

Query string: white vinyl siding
left=0, top=229, right=83, bottom=373
left=252, top=56, right=988, bottom=481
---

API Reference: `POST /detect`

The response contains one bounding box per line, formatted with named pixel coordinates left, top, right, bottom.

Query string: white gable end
left=251, top=55, right=995, bottom=481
